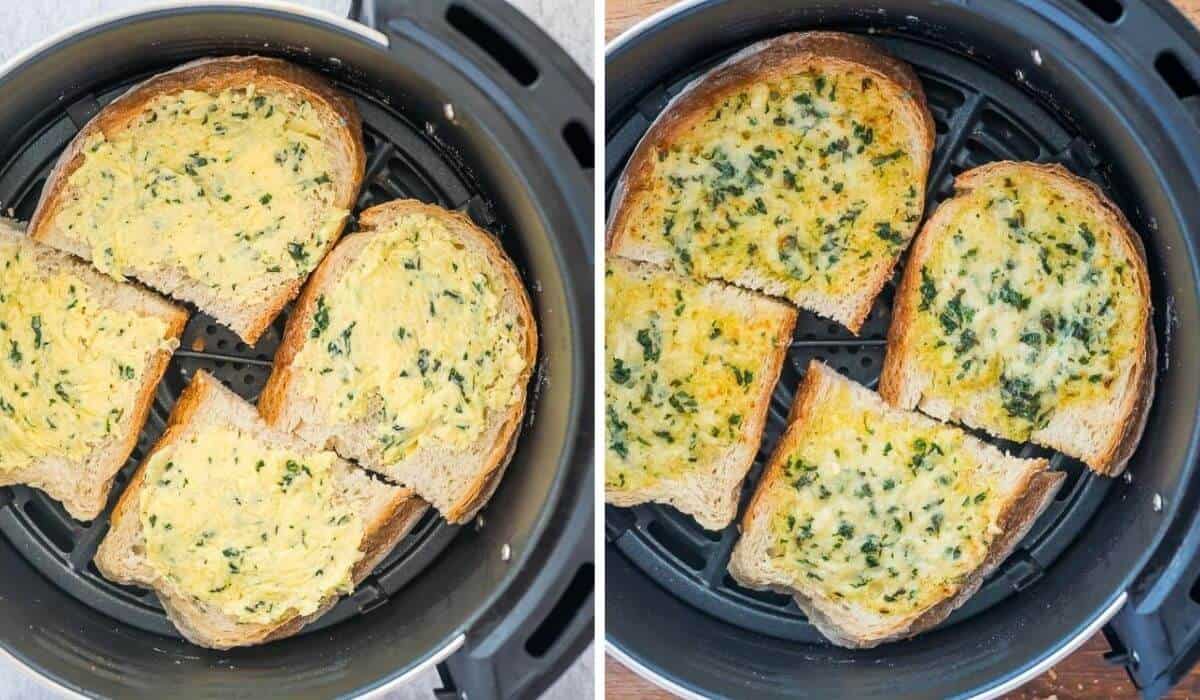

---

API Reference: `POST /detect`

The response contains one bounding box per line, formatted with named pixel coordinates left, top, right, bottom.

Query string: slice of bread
left=0, top=219, right=186, bottom=520
left=607, top=31, right=935, bottom=332
left=605, top=257, right=797, bottom=529
left=729, top=360, right=1063, bottom=648
left=259, top=200, right=537, bottom=525
left=94, top=370, right=426, bottom=649
left=29, top=56, right=366, bottom=344
left=880, top=162, right=1155, bottom=476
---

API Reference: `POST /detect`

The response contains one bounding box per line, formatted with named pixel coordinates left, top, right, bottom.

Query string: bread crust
left=731, top=361, right=1062, bottom=647
left=881, top=161, right=1155, bottom=476
left=607, top=31, right=935, bottom=332
left=0, top=221, right=187, bottom=520
left=603, top=258, right=798, bottom=529
left=28, top=55, right=367, bottom=344
left=96, top=371, right=425, bottom=649
left=260, top=199, right=538, bottom=524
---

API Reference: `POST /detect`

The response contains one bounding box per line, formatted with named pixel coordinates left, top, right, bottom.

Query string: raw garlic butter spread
left=0, top=238, right=172, bottom=473
left=292, top=213, right=527, bottom=462
left=58, top=85, right=346, bottom=303
left=139, top=425, right=362, bottom=625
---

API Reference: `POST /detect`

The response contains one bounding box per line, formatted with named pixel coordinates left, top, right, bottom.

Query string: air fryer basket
left=0, top=2, right=592, bottom=699
left=606, top=1, right=1200, bottom=698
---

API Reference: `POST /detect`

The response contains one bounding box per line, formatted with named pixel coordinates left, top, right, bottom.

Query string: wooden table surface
left=603, top=1, right=1200, bottom=698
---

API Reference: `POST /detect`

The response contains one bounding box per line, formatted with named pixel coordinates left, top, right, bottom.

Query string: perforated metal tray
left=605, top=35, right=1119, bottom=643
left=0, top=73, right=496, bottom=638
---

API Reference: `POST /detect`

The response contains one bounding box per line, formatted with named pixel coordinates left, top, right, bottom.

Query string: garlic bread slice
left=730, top=361, right=1063, bottom=648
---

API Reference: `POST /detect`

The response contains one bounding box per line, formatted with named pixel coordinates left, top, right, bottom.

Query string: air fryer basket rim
left=605, top=0, right=1200, bottom=698
left=0, top=2, right=592, bottom=698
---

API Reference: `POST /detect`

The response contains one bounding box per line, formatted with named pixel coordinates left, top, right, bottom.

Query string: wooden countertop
left=603, top=1, right=1200, bottom=698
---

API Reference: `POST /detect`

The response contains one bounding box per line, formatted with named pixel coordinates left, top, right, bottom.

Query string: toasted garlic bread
left=259, top=200, right=537, bottom=525
left=605, top=257, right=797, bottom=530
left=29, top=56, right=366, bottom=344
left=880, top=162, right=1154, bottom=476
left=729, top=361, right=1063, bottom=648
left=608, top=31, right=935, bottom=332
left=0, top=219, right=186, bottom=520
left=94, top=371, right=426, bottom=649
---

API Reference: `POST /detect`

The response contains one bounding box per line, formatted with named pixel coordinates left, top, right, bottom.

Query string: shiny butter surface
left=0, top=238, right=172, bottom=473
left=911, top=171, right=1142, bottom=440
left=139, top=425, right=362, bottom=625
left=624, top=67, right=922, bottom=303
left=57, top=86, right=346, bottom=303
left=605, top=260, right=787, bottom=493
left=292, top=214, right=527, bottom=463
left=767, top=378, right=1007, bottom=619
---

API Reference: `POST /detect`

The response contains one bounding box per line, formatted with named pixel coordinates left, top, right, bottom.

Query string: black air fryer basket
left=0, top=1, right=592, bottom=698
left=606, top=1, right=1200, bottom=697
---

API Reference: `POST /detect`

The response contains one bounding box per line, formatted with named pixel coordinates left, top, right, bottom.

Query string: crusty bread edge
left=28, top=55, right=367, bottom=344
left=606, top=31, right=936, bottom=333
left=880, top=161, right=1155, bottom=476
left=603, top=258, right=799, bottom=529
left=96, top=370, right=427, bottom=649
left=260, top=198, right=539, bottom=525
left=730, top=360, right=1063, bottom=648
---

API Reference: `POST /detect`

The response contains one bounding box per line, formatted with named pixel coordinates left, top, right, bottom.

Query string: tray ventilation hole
left=23, top=499, right=74, bottom=553
left=1075, top=0, right=1123, bottom=23
left=525, top=562, right=592, bottom=657
left=446, top=4, right=538, bottom=86
left=562, top=120, right=594, bottom=170
left=1155, top=51, right=1200, bottom=101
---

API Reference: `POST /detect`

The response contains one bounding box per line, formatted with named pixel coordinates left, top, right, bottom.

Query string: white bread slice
left=729, top=361, right=1064, bottom=648
left=259, top=199, right=537, bottom=525
left=29, top=56, right=366, bottom=344
left=607, top=31, right=935, bottom=332
left=0, top=219, right=186, bottom=520
left=94, top=370, right=426, bottom=649
left=880, top=162, right=1154, bottom=476
left=605, top=257, right=797, bottom=530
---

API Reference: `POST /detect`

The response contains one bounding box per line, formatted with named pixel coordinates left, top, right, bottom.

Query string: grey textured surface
left=0, top=1, right=594, bottom=698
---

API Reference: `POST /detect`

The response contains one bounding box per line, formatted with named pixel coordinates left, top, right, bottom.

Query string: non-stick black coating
left=606, top=1, right=1200, bottom=698
left=0, top=5, right=592, bottom=699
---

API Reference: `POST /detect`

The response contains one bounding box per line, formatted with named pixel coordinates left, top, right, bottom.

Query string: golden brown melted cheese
left=605, top=260, right=788, bottom=492
left=0, top=238, right=173, bottom=473
left=291, top=214, right=527, bottom=463
left=139, top=425, right=362, bottom=625
left=622, top=68, right=922, bottom=304
left=911, top=172, right=1142, bottom=440
left=766, top=378, right=1006, bottom=617
left=57, top=86, right=346, bottom=303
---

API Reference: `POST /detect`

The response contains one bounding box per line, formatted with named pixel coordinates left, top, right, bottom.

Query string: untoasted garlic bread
left=880, top=162, right=1154, bottom=476
left=729, top=361, right=1063, bottom=648
left=94, top=371, right=426, bottom=649
left=0, top=219, right=186, bottom=520
left=608, top=31, right=934, bottom=332
left=259, top=200, right=537, bottom=525
left=29, top=56, right=366, bottom=344
left=605, top=257, right=797, bottom=530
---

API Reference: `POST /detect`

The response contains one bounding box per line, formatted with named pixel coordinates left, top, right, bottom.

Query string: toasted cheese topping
left=139, top=425, right=362, bottom=625
left=767, top=377, right=1007, bottom=618
left=623, top=68, right=922, bottom=305
left=0, top=239, right=173, bottom=474
left=292, top=214, right=527, bottom=462
left=605, top=260, right=788, bottom=492
left=57, top=85, right=346, bottom=303
left=911, top=171, right=1143, bottom=440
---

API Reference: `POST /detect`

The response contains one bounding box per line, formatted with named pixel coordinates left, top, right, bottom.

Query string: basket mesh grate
left=605, top=35, right=1119, bottom=642
left=0, top=72, right=496, bottom=638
